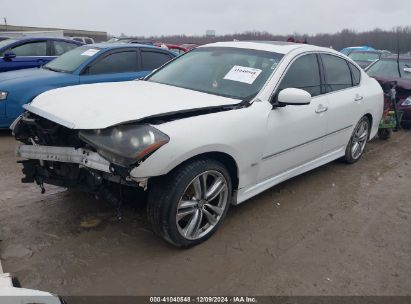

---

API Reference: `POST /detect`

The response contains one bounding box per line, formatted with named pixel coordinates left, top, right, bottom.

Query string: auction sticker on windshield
left=224, top=65, right=262, bottom=84
left=81, top=49, right=100, bottom=56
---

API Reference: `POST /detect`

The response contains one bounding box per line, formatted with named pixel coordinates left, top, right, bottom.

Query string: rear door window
left=321, top=54, right=353, bottom=92
left=349, top=62, right=361, bottom=86
left=141, top=50, right=173, bottom=70
left=53, top=41, right=79, bottom=56
left=277, top=53, right=322, bottom=97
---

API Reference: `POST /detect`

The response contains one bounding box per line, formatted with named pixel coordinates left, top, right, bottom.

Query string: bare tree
left=132, top=26, right=411, bottom=53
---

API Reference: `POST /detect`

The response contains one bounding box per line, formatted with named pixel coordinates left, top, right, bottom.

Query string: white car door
left=320, top=53, right=364, bottom=152
left=258, top=53, right=328, bottom=182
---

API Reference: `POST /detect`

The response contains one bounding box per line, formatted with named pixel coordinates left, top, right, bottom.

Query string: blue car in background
left=340, top=46, right=376, bottom=56
left=0, top=37, right=83, bottom=72
left=0, top=43, right=176, bottom=128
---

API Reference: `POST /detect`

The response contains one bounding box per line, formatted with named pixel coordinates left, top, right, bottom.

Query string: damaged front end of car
left=12, top=111, right=169, bottom=199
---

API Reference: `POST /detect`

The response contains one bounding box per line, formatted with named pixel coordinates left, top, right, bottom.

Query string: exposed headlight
left=401, top=97, right=411, bottom=106
left=79, top=124, right=169, bottom=167
left=0, top=91, right=8, bottom=100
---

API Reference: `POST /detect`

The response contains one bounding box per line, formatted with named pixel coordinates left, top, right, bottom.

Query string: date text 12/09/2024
left=149, top=296, right=257, bottom=303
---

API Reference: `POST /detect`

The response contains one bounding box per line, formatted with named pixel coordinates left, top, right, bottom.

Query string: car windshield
left=349, top=52, right=380, bottom=62
left=147, top=47, right=284, bottom=101
left=44, top=46, right=102, bottom=73
left=367, top=59, right=411, bottom=79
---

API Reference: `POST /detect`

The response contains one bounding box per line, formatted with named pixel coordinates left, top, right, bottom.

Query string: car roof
left=87, top=43, right=176, bottom=54
left=0, top=37, right=83, bottom=50
left=4, top=37, right=81, bottom=43
left=199, top=41, right=334, bottom=55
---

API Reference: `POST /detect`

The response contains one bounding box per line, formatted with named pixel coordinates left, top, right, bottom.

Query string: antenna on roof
left=397, top=30, right=401, bottom=78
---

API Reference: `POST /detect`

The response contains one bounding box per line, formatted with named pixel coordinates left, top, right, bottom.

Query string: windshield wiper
left=42, top=66, right=57, bottom=72
left=42, top=66, right=64, bottom=73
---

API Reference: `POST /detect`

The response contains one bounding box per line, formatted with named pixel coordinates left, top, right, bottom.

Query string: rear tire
left=147, top=158, right=232, bottom=247
left=344, top=116, right=370, bottom=164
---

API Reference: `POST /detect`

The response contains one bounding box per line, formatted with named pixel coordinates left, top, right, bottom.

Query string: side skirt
left=234, top=146, right=346, bottom=205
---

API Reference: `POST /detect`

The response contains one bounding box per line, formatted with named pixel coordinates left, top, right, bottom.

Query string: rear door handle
left=315, top=104, right=328, bottom=114
left=355, top=94, right=364, bottom=101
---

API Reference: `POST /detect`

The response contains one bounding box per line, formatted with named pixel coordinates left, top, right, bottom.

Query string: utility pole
left=3, top=17, right=7, bottom=31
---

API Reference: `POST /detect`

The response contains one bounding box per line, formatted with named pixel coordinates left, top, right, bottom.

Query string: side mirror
left=277, top=88, right=311, bottom=106
left=3, top=51, right=16, bottom=61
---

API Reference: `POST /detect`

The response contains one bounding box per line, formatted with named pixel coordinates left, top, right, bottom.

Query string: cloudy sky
left=1, top=0, right=410, bottom=36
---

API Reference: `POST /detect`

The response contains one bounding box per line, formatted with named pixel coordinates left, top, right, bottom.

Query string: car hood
left=0, top=68, right=71, bottom=87
left=25, top=80, right=242, bottom=129
left=372, top=76, right=411, bottom=90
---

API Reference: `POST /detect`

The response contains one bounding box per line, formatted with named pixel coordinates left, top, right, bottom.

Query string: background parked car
left=380, top=50, right=392, bottom=55
left=340, top=45, right=376, bottom=56
left=180, top=43, right=199, bottom=50
left=153, top=43, right=188, bottom=55
left=71, top=37, right=95, bottom=44
left=122, top=41, right=187, bottom=54
left=366, top=55, right=411, bottom=80
left=107, top=37, right=135, bottom=43
left=348, top=50, right=386, bottom=69
left=0, top=37, right=83, bottom=73
left=398, top=94, right=411, bottom=126
left=107, top=37, right=155, bottom=45
left=366, top=55, right=411, bottom=125
left=0, top=43, right=176, bottom=128
left=126, top=40, right=155, bottom=45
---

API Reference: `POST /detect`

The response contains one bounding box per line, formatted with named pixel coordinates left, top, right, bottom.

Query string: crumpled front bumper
left=17, top=145, right=110, bottom=173
left=16, top=144, right=149, bottom=191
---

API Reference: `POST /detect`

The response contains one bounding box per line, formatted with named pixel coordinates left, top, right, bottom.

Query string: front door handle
left=315, top=104, right=328, bottom=114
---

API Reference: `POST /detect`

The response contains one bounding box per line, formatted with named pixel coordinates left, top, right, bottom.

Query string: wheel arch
left=364, top=113, right=373, bottom=139
left=166, top=151, right=240, bottom=191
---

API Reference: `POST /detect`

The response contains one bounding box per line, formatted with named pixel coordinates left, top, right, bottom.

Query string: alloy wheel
left=176, top=170, right=228, bottom=240
left=351, top=119, right=369, bottom=159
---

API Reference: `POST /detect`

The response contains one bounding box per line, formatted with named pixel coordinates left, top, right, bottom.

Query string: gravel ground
left=0, top=129, right=410, bottom=296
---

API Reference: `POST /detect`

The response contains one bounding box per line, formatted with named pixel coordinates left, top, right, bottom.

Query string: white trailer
left=0, top=30, right=64, bottom=38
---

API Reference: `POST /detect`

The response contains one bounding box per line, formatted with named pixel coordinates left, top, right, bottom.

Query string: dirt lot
left=0, top=129, right=410, bottom=296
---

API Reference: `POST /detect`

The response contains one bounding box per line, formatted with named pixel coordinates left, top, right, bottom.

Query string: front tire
left=378, top=128, right=392, bottom=140
left=147, top=158, right=232, bottom=247
left=344, top=116, right=370, bottom=164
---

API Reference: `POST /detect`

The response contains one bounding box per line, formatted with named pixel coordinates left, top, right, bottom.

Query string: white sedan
left=12, top=41, right=383, bottom=247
